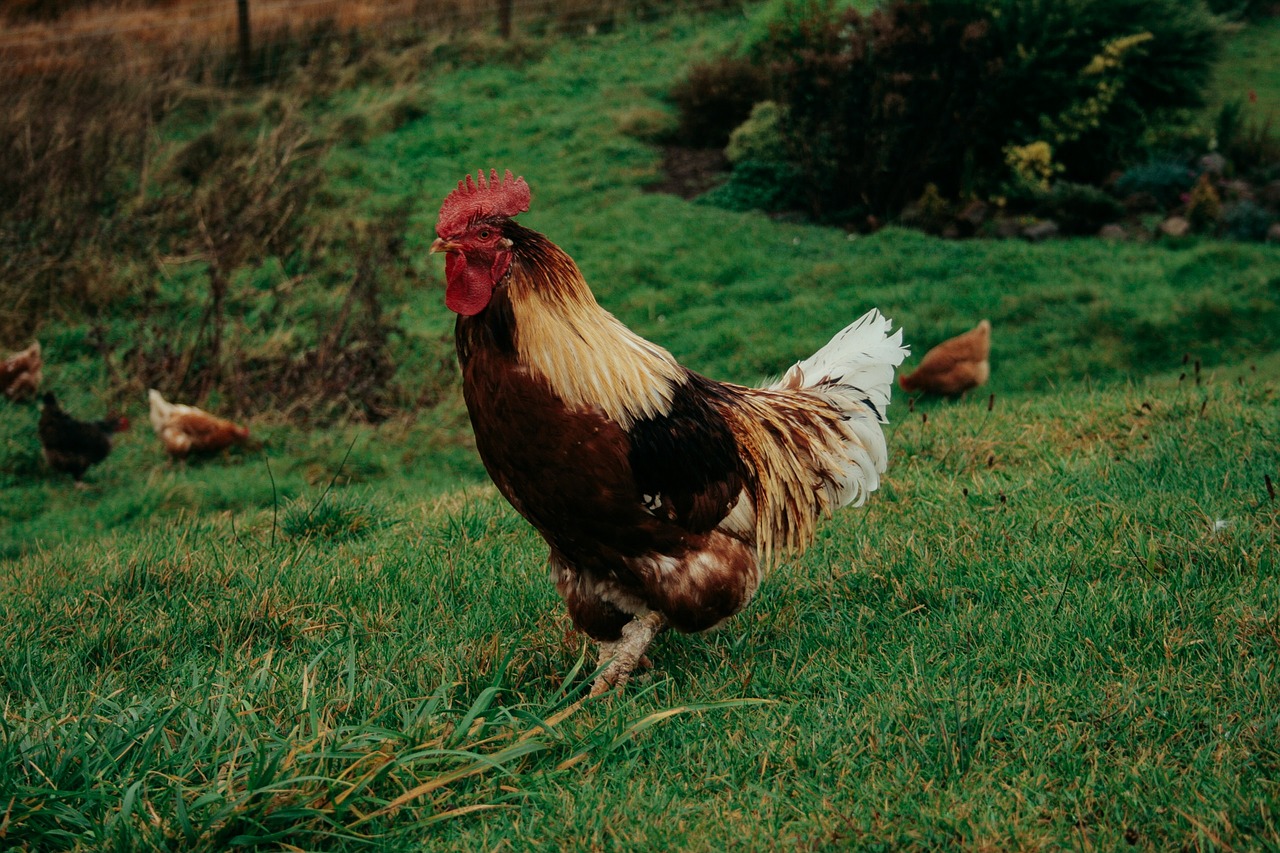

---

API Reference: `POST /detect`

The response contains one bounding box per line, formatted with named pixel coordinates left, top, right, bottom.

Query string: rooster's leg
left=591, top=611, right=667, bottom=696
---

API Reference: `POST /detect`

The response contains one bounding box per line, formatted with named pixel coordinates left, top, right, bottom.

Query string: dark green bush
left=1037, top=181, right=1127, bottom=235
left=1222, top=200, right=1276, bottom=241
left=758, top=1, right=1008, bottom=219
left=667, top=58, right=769, bottom=148
left=749, top=0, right=1222, bottom=221
left=1113, top=161, right=1197, bottom=207
left=696, top=160, right=805, bottom=212
left=979, top=0, right=1222, bottom=181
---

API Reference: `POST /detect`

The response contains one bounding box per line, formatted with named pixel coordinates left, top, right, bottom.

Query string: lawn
left=2, top=6, right=1279, bottom=850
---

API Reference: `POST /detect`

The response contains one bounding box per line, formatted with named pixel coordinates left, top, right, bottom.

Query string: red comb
left=436, top=169, right=531, bottom=237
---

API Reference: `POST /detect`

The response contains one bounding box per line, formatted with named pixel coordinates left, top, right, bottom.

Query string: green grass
left=3, top=7, right=1280, bottom=850
left=4, top=370, right=1278, bottom=849
left=1208, top=15, right=1280, bottom=117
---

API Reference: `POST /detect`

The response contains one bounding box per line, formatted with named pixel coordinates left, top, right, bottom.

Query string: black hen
left=38, top=393, right=130, bottom=484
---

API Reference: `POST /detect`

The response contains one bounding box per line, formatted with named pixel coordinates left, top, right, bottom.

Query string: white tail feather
left=772, top=308, right=908, bottom=416
left=769, top=309, right=909, bottom=508
left=147, top=388, right=205, bottom=434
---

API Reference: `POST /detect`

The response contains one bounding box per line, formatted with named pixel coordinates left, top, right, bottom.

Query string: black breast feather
left=627, top=372, right=744, bottom=534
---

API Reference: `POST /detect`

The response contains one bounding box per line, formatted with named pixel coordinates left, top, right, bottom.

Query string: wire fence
left=0, top=0, right=746, bottom=82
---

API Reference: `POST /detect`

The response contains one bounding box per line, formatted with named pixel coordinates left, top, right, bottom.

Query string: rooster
left=38, top=392, right=130, bottom=485
left=898, top=319, right=990, bottom=396
left=431, top=170, right=907, bottom=694
left=1, top=342, right=42, bottom=402
left=147, top=389, right=250, bottom=459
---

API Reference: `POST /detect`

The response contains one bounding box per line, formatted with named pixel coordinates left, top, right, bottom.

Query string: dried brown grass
left=0, top=0, right=446, bottom=79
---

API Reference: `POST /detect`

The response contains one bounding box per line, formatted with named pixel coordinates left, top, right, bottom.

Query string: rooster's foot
left=590, top=612, right=666, bottom=696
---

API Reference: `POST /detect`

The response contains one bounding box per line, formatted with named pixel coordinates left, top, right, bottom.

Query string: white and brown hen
left=148, top=389, right=250, bottom=459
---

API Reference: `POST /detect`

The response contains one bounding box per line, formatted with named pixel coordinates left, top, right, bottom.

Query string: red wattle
left=445, top=254, right=494, bottom=316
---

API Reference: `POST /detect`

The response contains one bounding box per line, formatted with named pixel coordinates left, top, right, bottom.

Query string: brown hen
left=898, top=319, right=991, bottom=396
left=2, top=342, right=42, bottom=402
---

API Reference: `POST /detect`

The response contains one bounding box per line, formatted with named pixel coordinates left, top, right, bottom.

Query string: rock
left=1219, top=179, right=1255, bottom=203
left=957, top=199, right=989, bottom=228
left=993, top=218, right=1022, bottom=239
left=1022, top=220, right=1060, bottom=242
left=1098, top=223, right=1127, bottom=240
left=1159, top=216, right=1191, bottom=238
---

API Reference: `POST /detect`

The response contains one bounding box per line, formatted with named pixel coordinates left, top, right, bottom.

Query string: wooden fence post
left=236, top=0, right=252, bottom=80
left=498, top=0, right=513, bottom=39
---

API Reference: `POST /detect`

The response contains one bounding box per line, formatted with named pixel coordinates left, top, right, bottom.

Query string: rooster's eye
left=477, top=228, right=493, bottom=240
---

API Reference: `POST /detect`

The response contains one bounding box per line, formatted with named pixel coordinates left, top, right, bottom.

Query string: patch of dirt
left=644, top=146, right=729, bottom=199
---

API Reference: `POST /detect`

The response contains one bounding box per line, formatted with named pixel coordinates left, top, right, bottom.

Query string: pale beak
left=430, top=237, right=460, bottom=254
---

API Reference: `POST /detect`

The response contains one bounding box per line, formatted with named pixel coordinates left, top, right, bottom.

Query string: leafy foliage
left=1114, top=160, right=1199, bottom=207
left=1203, top=0, right=1278, bottom=20
left=697, top=160, right=805, bottom=212
left=725, top=100, right=789, bottom=165
left=666, top=57, right=768, bottom=148
left=1035, top=181, right=1128, bottom=235
left=1222, top=198, right=1277, bottom=240
left=741, top=0, right=1222, bottom=221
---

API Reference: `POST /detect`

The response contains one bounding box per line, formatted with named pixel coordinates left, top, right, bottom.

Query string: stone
left=1022, top=220, right=1060, bottom=242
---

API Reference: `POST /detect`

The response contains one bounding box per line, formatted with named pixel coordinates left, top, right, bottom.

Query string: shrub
left=898, top=184, right=956, bottom=235
left=667, top=58, right=768, bottom=148
left=977, top=0, right=1221, bottom=181
left=725, top=101, right=789, bottom=165
left=1185, top=173, right=1223, bottom=231
left=1113, top=161, right=1198, bottom=208
left=1037, top=181, right=1127, bottom=236
left=1222, top=199, right=1275, bottom=241
left=757, top=1, right=1008, bottom=219
left=696, top=160, right=805, bottom=213
left=748, top=0, right=1222, bottom=221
